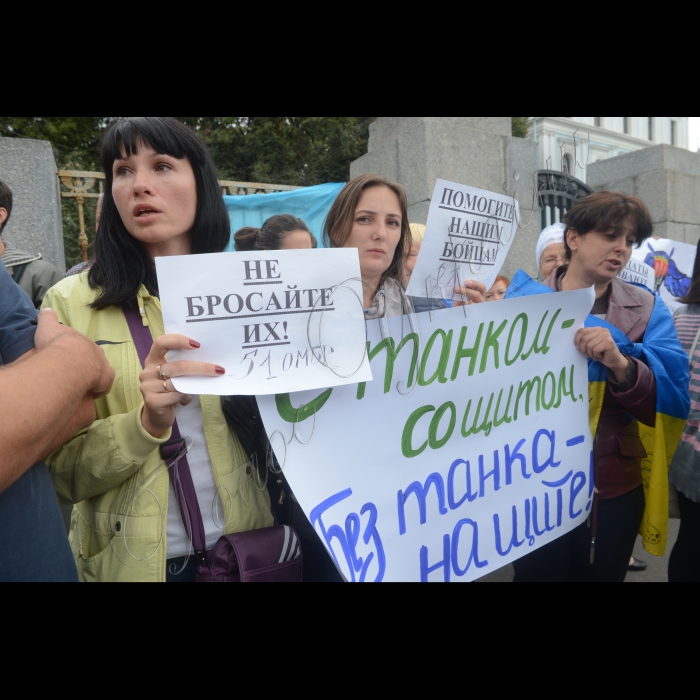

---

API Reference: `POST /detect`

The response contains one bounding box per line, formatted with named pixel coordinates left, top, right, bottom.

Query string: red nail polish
left=190, top=340, right=201, bottom=349
left=215, top=367, right=226, bottom=375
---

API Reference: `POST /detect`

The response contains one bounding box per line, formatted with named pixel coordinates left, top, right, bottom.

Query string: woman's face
left=539, top=243, right=567, bottom=280
left=485, top=281, right=508, bottom=302
left=568, top=221, right=637, bottom=283
left=112, top=142, right=197, bottom=256
left=405, top=243, right=421, bottom=281
left=279, top=230, right=313, bottom=251
left=343, top=186, right=403, bottom=284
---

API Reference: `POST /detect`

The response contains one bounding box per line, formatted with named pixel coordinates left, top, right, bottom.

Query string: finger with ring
left=156, top=365, right=167, bottom=381
left=163, top=380, right=171, bottom=393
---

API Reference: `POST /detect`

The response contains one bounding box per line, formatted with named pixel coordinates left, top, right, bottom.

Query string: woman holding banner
left=508, top=191, right=690, bottom=583
left=324, top=174, right=487, bottom=316
left=41, top=117, right=275, bottom=583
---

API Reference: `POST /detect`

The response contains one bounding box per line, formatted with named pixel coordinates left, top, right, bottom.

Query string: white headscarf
left=536, top=223, right=566, bottom=270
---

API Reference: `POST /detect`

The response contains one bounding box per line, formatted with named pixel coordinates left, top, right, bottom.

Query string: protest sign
left=258, top=288, right=596, bottom=582
left=619, top=259, right=655, bottom=292
left=631, top=238, right=696, bottom=312
left=156, top=250, right=372, bottom=396
left=406, top=179, right=519, bottom=302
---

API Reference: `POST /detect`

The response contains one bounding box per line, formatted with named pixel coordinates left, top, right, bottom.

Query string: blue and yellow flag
left=508, top=270, right=690, bottom=556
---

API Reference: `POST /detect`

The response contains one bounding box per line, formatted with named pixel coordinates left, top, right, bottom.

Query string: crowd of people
left=1, top=116, right=698, bottom=583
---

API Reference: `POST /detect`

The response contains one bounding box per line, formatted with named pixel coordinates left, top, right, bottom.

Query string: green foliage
left=2, top=116, right=533, bottom=266
left=512, top=117, right=530, bottom=139
left=176, top=117, right=374, bottom=185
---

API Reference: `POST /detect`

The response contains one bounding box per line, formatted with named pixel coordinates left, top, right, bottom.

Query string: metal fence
left=537, top=170, right=592, bottom=231
left=58, top=171, right=300, bottom=262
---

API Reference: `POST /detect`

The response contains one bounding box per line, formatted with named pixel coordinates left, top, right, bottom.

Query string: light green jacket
left=42, top=275, right=273, bottom=583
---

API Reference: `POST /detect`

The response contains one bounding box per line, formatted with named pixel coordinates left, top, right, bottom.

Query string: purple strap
left=124, top=308, right=208, bottom=560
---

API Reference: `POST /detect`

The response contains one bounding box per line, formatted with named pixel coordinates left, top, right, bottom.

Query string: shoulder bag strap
left=124, top=307, right=208, bottom=560
left=12, top=263, right=29, bottom=286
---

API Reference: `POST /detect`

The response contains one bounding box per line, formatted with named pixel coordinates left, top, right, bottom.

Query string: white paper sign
left=258, top=288, right=595, bottom=583
left=157, top=250, right=372, bottom=396
left=631, top=238, right=696, bottom=312
left=619, top=259, right=655, bottom=292
left=406, top=179, right=519, bottom=301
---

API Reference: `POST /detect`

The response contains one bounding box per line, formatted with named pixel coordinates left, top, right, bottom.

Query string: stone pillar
left=587, top=145, right=700, bottom=246
left=0, top=136, right=65, bottom=272
left=350, top=117, right=539, bottom=279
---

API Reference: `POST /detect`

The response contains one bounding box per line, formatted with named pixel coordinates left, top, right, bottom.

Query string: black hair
left=88, top=117, right=230, bottom=309
left=682, top=239, right=700, bottom=305
left=0, top=179, right=13, bottom=235
left=234, top=214, right=311, bottom=252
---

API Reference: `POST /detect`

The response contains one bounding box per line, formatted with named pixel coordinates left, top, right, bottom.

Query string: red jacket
left=545, top=268, right=657, bottom=499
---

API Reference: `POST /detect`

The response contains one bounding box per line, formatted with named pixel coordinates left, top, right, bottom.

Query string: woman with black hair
left=669, top=242, right=700, bottom=582
left=42, top=117, right=274, bottom=583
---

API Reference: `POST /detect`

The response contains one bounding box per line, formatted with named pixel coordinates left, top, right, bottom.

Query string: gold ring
left=163, top=380, right=171, bottom=393
left=156, top=365, right=167, bottom=381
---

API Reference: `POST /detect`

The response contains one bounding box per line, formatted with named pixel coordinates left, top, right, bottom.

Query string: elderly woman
left=536, top=223, right=567, bottom=281
left=509, top=191, right=689, bottom=582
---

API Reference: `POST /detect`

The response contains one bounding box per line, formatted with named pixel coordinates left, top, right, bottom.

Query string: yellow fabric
left=42, top=274, right=273, bottom=583
left=588, top=381, right=684, bottom=557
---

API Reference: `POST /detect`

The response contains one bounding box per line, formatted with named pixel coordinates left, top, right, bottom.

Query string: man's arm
left=0, top=310, right=115, bottom=493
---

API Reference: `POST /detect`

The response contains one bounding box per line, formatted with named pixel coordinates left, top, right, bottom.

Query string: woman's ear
left=0, top=207, right=7, bottom=231
left=567, top=227, right=579, bottom=254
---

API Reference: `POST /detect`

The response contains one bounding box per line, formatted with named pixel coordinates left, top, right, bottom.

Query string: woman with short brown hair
left=510, top=191, right=688, bottom=582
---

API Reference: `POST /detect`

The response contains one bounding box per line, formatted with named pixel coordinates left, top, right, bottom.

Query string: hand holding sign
left=157, top=249, right=373, bottom=396
left=452, top=281, right=487, bottom=306
left=407, top=179, right=519, bottom=302
left=139, top=334, right=224, bottom=438
left=575, top=327, right=629, bottom=382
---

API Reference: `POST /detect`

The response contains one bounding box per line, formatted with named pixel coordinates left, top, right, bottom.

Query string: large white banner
left=631, top=238, right=696, bottom=312
left=157, top=250, right=372, bottom=396
left=406, top=179, right=518, bottom=302
left=258, top=289, right=596, bottom=582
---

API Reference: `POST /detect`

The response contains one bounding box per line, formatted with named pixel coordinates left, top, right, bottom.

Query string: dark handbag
left=124, top=308, right=302, bottom=583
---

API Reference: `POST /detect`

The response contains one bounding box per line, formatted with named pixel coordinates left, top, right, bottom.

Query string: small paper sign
left=406, top=179, right=519, bottom=301
left=157, top=250, right=373, bottom=396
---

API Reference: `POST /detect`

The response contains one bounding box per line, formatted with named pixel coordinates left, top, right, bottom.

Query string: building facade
left=529, top=117, right=690, bottom=183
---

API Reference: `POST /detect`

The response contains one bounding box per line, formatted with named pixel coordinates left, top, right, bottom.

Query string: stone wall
left=350, top=117, right=540, bottom=279
left=587, top=144, right=700, bottom=246
left=0, top=136, right=65, bottom=272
